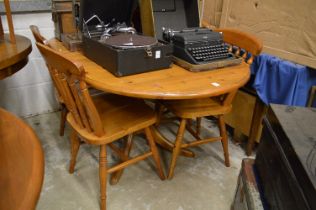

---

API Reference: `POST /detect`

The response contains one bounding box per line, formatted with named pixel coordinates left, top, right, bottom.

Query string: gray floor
left=24, top=111, right=250, bottom=210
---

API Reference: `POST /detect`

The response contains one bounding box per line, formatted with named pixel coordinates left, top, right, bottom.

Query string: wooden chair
left=213, top=27, right=264, bottom=155
left=0, top=108, right=44, bottom=210
left=30, top=25, right=68, bottom=136
left=160, top=26, right=263, bottom=179
left=36, top=42, right=165, bottom=210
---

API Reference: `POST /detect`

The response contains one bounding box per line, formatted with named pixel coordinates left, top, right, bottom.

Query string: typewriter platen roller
left=163, top=27, right=233, bottom=64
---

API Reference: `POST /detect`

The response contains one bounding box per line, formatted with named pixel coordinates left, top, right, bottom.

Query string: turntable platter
left=103, top=34, right=158, bottom=49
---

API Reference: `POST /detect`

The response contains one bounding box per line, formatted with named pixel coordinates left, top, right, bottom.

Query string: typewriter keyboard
left=187, top=44, right=231, bottom=63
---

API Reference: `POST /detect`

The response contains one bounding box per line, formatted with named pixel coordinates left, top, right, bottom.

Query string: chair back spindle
left=213, top=28, right=262, bottom=65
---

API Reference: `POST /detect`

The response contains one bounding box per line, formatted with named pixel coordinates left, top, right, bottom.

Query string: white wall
left=0, top=13, right=59, bottom=117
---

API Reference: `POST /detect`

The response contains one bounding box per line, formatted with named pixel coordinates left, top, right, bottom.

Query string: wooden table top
left=0, top=34, right=32, bottom=79
left=48, top=39, right=250, bottom=100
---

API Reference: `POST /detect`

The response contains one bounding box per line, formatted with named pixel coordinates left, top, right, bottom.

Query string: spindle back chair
left=161, top=25, right=263, bottom=178
left=36, top=42, right=165, bottom=210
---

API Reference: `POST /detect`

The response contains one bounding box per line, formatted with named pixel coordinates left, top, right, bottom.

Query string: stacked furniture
left=0, top=0, right=32, bottom=80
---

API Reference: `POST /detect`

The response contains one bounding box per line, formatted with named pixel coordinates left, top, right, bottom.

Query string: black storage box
left=255, top=104, right=316, bottom=210
left=141, top=0, right=201, bottom=39
left=150, top=0, right=200, bottom=40
left=79, top=0, right=173, bottom=77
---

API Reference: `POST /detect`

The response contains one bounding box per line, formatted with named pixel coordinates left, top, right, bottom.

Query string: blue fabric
left=250, top=54, right=316, bottom=107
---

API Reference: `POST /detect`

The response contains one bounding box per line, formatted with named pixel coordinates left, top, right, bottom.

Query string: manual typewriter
left=163, top=27, right=233, bottom=64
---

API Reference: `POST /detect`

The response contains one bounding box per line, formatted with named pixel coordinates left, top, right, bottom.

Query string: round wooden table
left=48, top=39, right=251, bottom=156
left=0, top=34, right=32, bottom=80
left=49, top=39, right=250, bottom=100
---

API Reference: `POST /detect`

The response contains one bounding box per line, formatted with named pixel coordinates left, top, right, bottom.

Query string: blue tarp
left=250, top=54, right=316, bottom=107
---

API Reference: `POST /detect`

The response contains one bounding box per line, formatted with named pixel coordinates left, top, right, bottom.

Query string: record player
left=79, top=0, right=173, bottom=77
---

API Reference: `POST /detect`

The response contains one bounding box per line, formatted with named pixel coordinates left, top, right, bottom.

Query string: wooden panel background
left=202, top=0, right=316, bottom=68
left=202, top=0, right=223, bottom=28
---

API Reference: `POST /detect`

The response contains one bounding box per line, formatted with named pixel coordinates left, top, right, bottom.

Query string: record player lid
left=103, top=34, right=158, bottom=49
left=79, top=0, right=138, bottom=30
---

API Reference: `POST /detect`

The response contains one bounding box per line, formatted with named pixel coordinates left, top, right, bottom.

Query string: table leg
left=151, top=125, right=195, bottom=158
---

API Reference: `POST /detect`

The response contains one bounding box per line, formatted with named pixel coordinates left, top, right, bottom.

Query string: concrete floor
left=24, top=111, right=250, bottom=210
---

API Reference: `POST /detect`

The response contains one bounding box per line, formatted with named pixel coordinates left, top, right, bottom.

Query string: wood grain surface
left=0, top=108, right=44, bottom=210
left=48, top=39, right=250, bottom=100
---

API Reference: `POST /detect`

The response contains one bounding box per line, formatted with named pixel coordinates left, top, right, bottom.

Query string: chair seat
left=67, top=94, right=157, bottom=145
left=163, top=97, right=232, bottom=118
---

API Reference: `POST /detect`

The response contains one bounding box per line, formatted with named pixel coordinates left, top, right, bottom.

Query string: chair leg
left=187, top=118, right=192, bottom=128
left=145, top=127, right=165, bottom=180
left=218, top=115, right=230, bottom=167
left=59, top=104, right=67, bottom=136
left=110, top=134, right=133, bottom=185
left=196, top=117, right=202, bottom=136
left=99, top=145, right=107, bottom=210
left=69, top=129, right=80, bottom=173
left=168, top=119, right=187, bottom=179
left=155, top=102, right=164, bottom=126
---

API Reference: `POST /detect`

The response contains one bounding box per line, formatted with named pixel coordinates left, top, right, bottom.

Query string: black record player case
left=79, top=0, right=172, bottom=77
